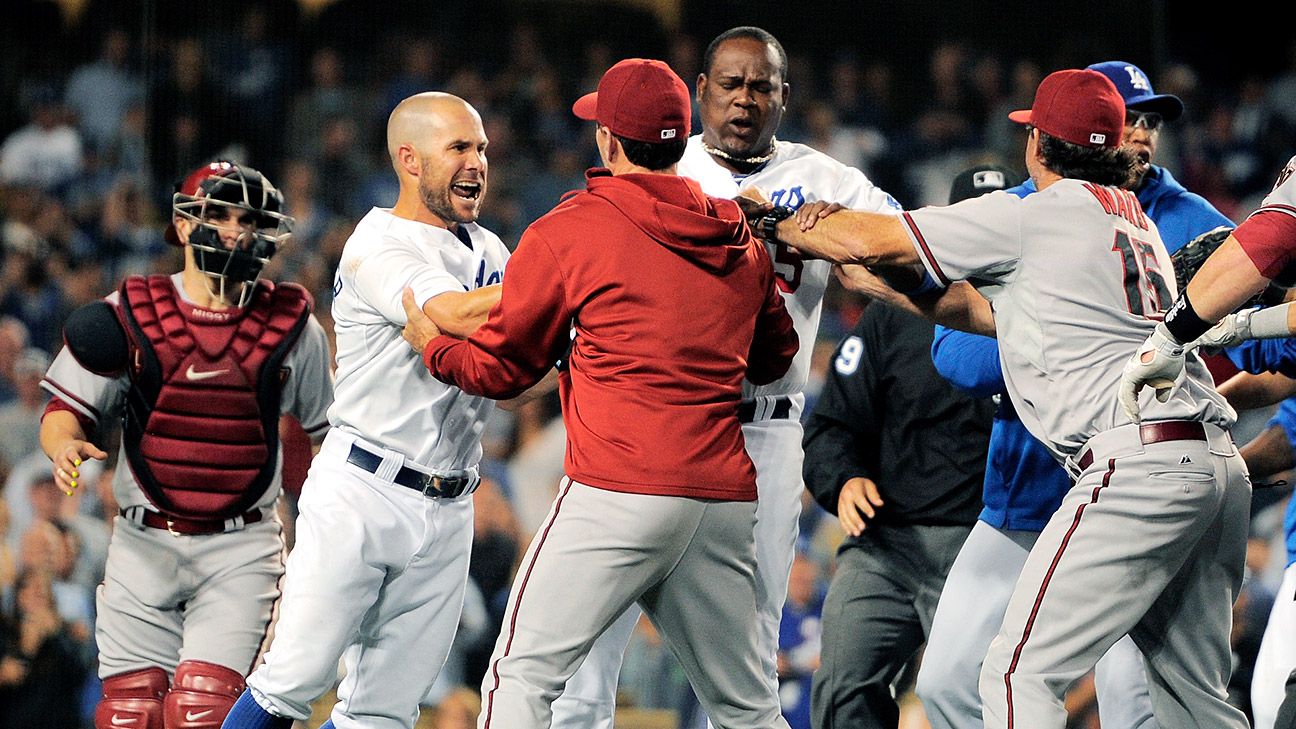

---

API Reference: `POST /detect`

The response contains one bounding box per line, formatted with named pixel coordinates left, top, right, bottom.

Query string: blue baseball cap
left=1086, top=61, right=1183, bottom=122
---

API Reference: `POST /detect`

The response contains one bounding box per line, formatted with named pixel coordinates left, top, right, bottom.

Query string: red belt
left=1076, top=421, right=1207, bottom=471
left=124, top=508, right=262, bottom=536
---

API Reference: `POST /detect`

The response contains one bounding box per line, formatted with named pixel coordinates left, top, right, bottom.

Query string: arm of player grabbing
left=834, top=265, right=995, bottom=336
left=1217, top=370, right=1296, bottom=411
left=39, top=409, right=108, bottom=496
left=420, top=284, right=502, bottom=339
left=774, top=208, right=918, bottom=267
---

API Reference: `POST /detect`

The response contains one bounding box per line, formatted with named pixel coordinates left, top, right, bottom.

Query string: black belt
left=345, top=443, right=477, bottom=499
left=738, top=396, right=793, bottom=424
left=1075, top=421, right=1206, bottom=471
left=124, top=508, right=261, bottom=536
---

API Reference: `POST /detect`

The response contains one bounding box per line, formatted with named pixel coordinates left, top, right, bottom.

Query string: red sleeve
left=423, top=229, right=571, bottom=399
left=745, top=247, right=799, bottom=386
left=1234, top=210, right=1296, bottom=279
left=42, top=398, right=96, bottom=436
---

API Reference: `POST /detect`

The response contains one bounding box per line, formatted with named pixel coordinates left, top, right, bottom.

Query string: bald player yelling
left=222, top=92, right=509, bottom=729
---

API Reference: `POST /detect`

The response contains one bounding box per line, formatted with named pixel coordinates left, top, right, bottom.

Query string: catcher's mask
left=166, top=161, right=294, bottom=307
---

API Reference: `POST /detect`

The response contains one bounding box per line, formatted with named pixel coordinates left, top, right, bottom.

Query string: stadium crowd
left=2, top=2, right=1295, bottom=728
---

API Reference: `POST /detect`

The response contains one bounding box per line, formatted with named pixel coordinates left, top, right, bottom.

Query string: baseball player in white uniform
left=221, top=93, right=508, bottom=729
left=40, top=161, right=333, bottom=729
left=774, top=69, right=1249, bottom=729
left=552, top=27, right=898, bottom=728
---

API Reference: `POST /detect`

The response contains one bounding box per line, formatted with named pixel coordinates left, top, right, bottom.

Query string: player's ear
left=780, top=82, right=790, bottom=110
left=397, top=144, right=421, bottom=178
left=695, top=72, right=708, bottom=103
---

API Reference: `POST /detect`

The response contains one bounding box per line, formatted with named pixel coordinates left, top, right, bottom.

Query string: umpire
left=804, top=169, right=1003, bottom=729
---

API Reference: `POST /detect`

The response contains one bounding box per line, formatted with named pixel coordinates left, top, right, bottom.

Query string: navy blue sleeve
left=931, top=325, right=1006, bottom=397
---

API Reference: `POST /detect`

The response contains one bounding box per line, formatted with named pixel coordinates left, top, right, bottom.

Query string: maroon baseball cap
left=572, top=58, right=690, bottom=144
left=1008, top=69, right=1125, bottom=149
left=164, top=161, right=236, bottom=246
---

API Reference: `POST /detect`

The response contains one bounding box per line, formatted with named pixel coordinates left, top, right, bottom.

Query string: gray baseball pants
left=477, top=477, right=789, bottom=729
left=980, top=423, right=1250, bottom=729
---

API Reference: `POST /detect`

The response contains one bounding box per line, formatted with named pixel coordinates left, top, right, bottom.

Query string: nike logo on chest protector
left=185, top=364, right=230, bottom=381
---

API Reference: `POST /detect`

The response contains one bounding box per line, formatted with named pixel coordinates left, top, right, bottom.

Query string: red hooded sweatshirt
left=424, top=168, right=798, bottom=499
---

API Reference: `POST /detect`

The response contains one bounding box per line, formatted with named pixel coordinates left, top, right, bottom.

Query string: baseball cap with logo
left=949, top=164, right=1022, bottom=205
left=1008, top=69, right=1125, bottom=149
left=572, top=58, right=690, bottom=144
left=1086, top=61, right=1184, bottom=121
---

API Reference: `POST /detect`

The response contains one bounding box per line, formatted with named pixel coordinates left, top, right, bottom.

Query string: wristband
left=1162, top=290, right=1212, bottom=344
left=757, top=205, right=795, bottom=242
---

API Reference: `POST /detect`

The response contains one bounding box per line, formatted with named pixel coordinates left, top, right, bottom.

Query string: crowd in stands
left=2, top=3, right=1295, bottom=727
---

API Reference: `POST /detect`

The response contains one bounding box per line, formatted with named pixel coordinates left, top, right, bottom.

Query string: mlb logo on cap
left=1090, top=133, right=1107, bottom=145
left=572, top=58, right=691, bottom=144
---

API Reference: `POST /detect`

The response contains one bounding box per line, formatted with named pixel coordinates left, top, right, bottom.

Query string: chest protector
left=117, top=275, right=312, bottom=520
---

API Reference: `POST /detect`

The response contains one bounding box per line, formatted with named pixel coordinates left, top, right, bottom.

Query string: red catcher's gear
left=163, top=660, right=245, bottom=729
left=117, top=275, right=312, bottom=520
left=95, top=667, right=168, bottom=729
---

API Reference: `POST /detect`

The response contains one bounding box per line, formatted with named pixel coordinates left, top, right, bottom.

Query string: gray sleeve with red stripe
left=901, top=190, right=1025, bottom=287
left=42, top=345, right=128, bottom=426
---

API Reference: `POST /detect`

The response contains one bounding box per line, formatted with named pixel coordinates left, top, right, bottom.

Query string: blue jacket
left=1225, top=340, right=1296, bottom=566
left=936, top=170, right=1232, bottom=532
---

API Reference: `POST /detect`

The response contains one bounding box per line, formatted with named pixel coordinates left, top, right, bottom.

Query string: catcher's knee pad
left=163, top=660, right=246, bottom=729
left=96, top=667, right=169, bottom=729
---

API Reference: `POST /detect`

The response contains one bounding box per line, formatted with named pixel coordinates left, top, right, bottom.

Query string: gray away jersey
left=329, top=208, right=509, bottom=472
left=905, top=178, right=1235, bottom=458
left=679, top=136, right=900, bottom=399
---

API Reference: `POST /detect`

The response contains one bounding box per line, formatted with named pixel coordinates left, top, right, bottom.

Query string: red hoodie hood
left=583, top=168, right=752, bottom=274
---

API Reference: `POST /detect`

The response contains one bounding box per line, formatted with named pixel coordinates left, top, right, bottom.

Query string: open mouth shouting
left=451, top=180, right=483, bottom=200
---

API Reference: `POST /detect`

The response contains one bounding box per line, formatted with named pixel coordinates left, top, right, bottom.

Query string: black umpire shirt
left=803, top=303, right=993, bottom=534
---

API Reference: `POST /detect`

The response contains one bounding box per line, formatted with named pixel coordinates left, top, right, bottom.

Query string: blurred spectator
left=288, top=47, right=371, bottom=162
left=0, top=499, right=13, bottom=598
left=617, top=615, right=697, bottom=718
left=777, top=554, right=823, bottom=729
left=94, top=176, right=165, bottom=278
left=464, top=477, right=521, bottom=687
left=313, top=115, right=374, bottom=218
left=0, top=567, right=90, bottom=729
left=382, top=36, right=444, bottom=119
left=0, top=316, right=31, bottom=404
left=17, top=517, right=91, bottom=646
left=1, top=252, right=69, bottom=353
left=212, top=5, right=292, bottom=167
left=0, top=348, right=49, bottom=468
left=0, top=86, right=83, bottom=193
left=63, top=28, right=143, bottom=154
left=150, top=38, right=225, bottom=194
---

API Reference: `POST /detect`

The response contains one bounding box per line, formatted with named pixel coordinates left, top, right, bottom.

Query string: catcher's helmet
left=166, top=161, right=293, bottom=304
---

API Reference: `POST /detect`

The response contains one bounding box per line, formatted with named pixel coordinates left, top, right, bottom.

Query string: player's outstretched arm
left=834, top=266, right=995, bottom=336
left=421, top=284, right=503, bottom=339
left=1238, top=424, right=1295, bottom=482
left=775, top=210, right=917, bottom=267
left=1185, top=234, right=1280, bottom=325
left=39, top=409, right=107, bottom=495
left=1216, top=370, right=1296, bottom=411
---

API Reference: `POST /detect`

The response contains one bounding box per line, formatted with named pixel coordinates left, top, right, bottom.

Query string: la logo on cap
left=1090, top=132, right=1107, bottom=145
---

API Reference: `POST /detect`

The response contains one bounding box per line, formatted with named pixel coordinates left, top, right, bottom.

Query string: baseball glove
left=1171, top=226, right=1233, bottom=293
left=1171, top=226, right=1290, bottom=309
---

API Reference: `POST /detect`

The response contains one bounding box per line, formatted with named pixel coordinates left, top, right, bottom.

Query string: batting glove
left=1118, top=323, right=1186, bottom=423
left=1192, top=309, right=1252, bottom=352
